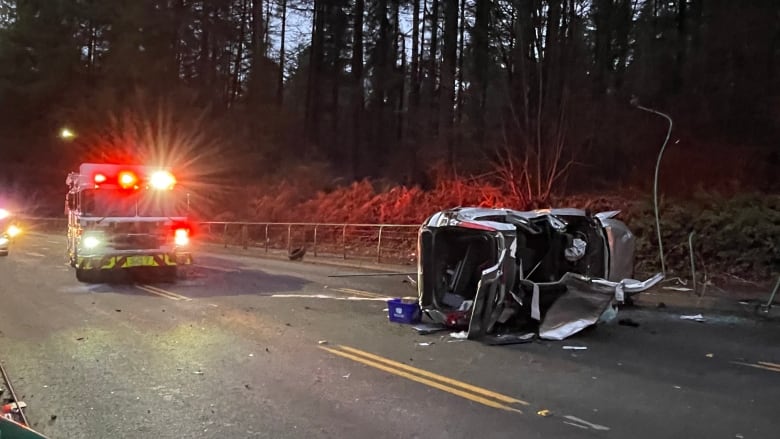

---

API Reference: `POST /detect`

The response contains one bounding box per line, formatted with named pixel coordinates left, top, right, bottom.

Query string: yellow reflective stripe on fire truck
left=77, top=254, right=183, bottom=269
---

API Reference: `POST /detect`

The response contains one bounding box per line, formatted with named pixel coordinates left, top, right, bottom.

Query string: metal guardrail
left=15, top=217, right=420, bottom=265
left=199, top=221, right=419, bottom=264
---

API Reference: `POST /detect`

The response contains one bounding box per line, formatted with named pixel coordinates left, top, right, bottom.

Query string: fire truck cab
left=65, top=163, right=193, bottom=283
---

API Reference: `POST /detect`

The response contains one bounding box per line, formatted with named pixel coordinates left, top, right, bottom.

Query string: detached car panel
left=418, top=207, right=662, bottom=341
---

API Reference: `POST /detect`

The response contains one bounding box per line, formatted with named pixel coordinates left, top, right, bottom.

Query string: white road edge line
left=562, top=421, right=590, bottom=430
left=271, top=294, right=393, bottom=302
left=562, top=415, right=610, bottom=431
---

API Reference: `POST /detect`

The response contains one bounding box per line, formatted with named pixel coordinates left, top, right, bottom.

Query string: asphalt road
left=1, top=232, right=778, bottom=439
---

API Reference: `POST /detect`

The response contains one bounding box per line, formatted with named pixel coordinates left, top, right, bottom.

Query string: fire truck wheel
left=160, top=266, right=177, bottom=282
left=0, top=251, right=8, bottom=257
left=76, top=268, right=99, bottom=283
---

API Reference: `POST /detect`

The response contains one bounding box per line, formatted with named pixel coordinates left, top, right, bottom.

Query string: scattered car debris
left=482, top=332, right=535, bottom=345
left=705, top=353, right=714, bottom=358
left=663, top=286, right=694, bottom=292
left=288, top=246, right=306, bottom=261
left=318, top=340, right=329, bottom=345
left=75, top=337, right=85, bottom=341
left=342, top=373, right=350, bottom=379
left=415, top=342, right=434, bottom=347
left=537, top=409, right=552, bottom=417
left=680, top=314, right=706, bottom=322
left=563, top=346, right=588, bottom=350
left=412, top=323, right=447, bottom=335
left=450, top=331, right=468, bottom=339
left=417, top=207, right=663, bottom=342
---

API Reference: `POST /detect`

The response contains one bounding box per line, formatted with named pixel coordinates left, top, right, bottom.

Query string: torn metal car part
left=417, top=207, right=663, bottom=341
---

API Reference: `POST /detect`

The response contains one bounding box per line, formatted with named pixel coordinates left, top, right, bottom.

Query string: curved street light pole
left=633, top=101, right=673, bottom=276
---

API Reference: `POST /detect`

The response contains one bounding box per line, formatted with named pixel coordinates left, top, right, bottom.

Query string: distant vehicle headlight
left=7, top=225, right=21, bottom=237
left=0, top=236, right=8, bottom=246
left=83, top=236, right=101, bottom=249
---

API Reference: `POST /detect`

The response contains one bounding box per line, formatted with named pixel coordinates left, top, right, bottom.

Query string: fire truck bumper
left=77, top=252, right=193, bottom=270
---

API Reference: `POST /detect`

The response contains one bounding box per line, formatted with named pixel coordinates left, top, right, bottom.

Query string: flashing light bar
left=86, top=168, right=177, bottom=190
left=150, top=171, right=177, bottom=190
left=118, top=171, right=138, bottom=189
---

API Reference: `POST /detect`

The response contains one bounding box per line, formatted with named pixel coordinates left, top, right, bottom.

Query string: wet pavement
left=1, top=233, right=778, bottom=438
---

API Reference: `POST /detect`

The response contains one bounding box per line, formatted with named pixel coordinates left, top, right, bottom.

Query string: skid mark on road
left=320, top=344, right=528, bottom=413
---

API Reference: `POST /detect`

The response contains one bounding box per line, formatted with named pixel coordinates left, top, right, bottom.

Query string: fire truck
left=65, top=163, right=193, bottom=283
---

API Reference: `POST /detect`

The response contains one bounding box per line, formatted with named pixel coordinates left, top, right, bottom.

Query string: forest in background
left=0, top=0, right=778, bottom=279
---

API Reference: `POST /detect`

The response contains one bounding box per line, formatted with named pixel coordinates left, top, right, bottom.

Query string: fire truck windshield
left=80, top=189, right=187, bottom=218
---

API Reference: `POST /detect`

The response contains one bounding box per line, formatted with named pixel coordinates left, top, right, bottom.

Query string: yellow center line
left=320, top=346, right=523, bottom=414
left=136, top=284, right=192, bottom=301
left=336, top=345, right=529, bottom=406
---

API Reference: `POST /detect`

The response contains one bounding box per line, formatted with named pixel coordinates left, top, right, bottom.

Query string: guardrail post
left=313, top=225, right=318, bottom=257
left=242, top=224, right=248, bottom=250
left=377, top=226, right=384, bottom=263
left=223, top=223, right=228, bottom=248
left=287, top=224, right=292, bottom=252
left=342, top=225, right=347, bottom=259
left=264, top=224, right=269, bottom=253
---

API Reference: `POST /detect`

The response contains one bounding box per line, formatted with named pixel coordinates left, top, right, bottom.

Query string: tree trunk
left=277, top=0, right=287, bottom=107
left=247, top=0, right=266, bottom=105
left=411, top=0, right=421, bottom=108
left=428, top=0, right=440, bottom=136
left=230, top=0, right=249, bottom=105
left=455, top=0, right=465, bottom=139
left=351, top=0, right=365, bottom=179
left=441, top=0, right=457, bottom=165
left=472, top=0, right=489, bottom=145
left=305, top=0, right=325, bottom=145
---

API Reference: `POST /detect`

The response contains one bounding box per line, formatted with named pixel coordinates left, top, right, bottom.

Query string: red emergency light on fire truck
left=65, top=163, right=193, bottom=283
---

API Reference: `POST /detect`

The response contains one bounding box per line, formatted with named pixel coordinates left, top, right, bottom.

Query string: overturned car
left=417, top=208, right=663, bottom=341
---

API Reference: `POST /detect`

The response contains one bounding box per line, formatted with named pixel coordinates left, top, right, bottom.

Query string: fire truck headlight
left=0, top=236, right=8, bottom=246
left=174, top=228, right=189, bottom=246
left=83, top=236, right=101, bottom=249
left=6, top=225, right=21, bottom=237
left=0, top=209, right=9, bottom=220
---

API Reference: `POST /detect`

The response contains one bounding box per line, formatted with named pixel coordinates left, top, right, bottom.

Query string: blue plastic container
left=387, top=298, right=421, bottom=324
